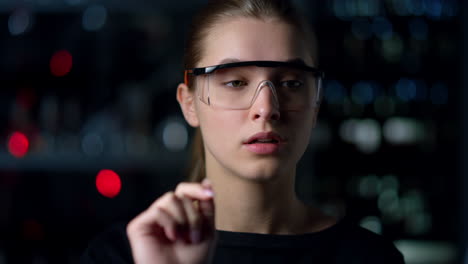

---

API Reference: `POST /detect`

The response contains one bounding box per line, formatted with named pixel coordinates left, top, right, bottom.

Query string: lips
left=244, top=131, right=285, bottom=144
left=243, top=132, right=286, bottom=154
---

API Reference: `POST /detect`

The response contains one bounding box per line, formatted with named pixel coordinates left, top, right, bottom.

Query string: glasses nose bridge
left=250, top=80, right=279, bottom=108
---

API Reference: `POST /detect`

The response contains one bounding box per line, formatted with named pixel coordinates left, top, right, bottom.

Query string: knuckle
left=126, top=220, right=137, bottom=234
left=153, top=207, right=174, bottom=226
left=152, top=206, right=165, bottom=220
left=161, top=191, right=177, bottom=203
left=153, top=204, right=163, bottom=213
left=165, top=191, right=176, bottom=199
left=153, top=202, right=171, bottom=217
left=175, top=182, right=189, bottom=193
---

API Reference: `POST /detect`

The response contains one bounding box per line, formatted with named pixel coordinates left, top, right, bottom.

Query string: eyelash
left=225, top=80, right=248, bottom=88
left=281, top=80, right=303, bottom=88
left=221, top=79, right=304, bottom=89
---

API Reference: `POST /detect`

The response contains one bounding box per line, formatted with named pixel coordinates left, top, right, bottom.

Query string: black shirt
left=81, top=218, right=405, bottom=263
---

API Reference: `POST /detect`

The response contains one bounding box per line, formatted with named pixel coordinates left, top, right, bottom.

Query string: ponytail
left=186, top=128, right=205, bottom=182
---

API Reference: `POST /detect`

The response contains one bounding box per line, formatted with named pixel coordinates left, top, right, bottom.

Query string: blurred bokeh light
left=96, top=169, right=122, bottom=198
left=0, top=0, right=463, bottom=263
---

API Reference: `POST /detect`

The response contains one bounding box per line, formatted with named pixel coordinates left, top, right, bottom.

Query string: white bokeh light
left=162, top=121, right=188, bottom=152
left=82, top=5, right=107, bottom=32
left=8, top=9, right=32, bottom=36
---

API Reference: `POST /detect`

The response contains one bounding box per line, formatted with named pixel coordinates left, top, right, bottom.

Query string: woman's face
left=191, top=17, right=318, bottom=182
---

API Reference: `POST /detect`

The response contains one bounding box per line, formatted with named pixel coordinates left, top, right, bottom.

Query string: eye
left=225, top=80, right=248, bottom=88
left=281, top=80, right=303, bottom=89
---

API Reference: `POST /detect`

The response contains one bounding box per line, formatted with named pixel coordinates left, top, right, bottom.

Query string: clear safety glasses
left=184, top=60, right=324, bottom=110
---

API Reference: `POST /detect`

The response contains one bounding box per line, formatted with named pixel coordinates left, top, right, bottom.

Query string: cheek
left=199, top=108, right=247, bottom=147
left=283, top=110, right=315, bottom=144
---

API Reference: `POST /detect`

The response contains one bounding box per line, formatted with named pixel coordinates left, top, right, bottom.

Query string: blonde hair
left=183, top=0, right=318, bottom=182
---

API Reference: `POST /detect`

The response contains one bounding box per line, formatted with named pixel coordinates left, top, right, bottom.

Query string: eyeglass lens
left=198, top=66, right=320, bottom=110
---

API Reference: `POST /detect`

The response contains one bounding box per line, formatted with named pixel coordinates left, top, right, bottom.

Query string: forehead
left=199, top=17, right=312, bottom=67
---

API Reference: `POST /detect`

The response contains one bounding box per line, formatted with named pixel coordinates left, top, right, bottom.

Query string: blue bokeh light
left=395, top=78, right=417, bottom=102
left=373, top=17, right=393, bottom=40
left=324, top=80, right=347, bottom=104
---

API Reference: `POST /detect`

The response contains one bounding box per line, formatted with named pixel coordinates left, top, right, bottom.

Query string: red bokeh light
left=50, top=49, right=73, bottom=77
left=8, top=131, right=29, bottom=158
left=96, top=169, right=122, bottom=198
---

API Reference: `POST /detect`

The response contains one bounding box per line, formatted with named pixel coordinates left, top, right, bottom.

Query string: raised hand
left=127, top=179, right=216, bottom=264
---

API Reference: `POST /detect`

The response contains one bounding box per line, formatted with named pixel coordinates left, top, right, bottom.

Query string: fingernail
left=204, top=189, right=214, bottom=197
left=190, top=229, right=201, bottom=243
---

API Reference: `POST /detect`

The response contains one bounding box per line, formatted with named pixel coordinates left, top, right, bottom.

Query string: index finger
left=174, top=182, right=214, bottom=201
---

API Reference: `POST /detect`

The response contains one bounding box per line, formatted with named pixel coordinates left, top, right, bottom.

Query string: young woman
left=82, top=0, right=404, bottom=263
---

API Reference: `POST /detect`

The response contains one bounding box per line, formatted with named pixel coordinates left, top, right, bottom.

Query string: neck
left=207, top=164, right=314, bottom=234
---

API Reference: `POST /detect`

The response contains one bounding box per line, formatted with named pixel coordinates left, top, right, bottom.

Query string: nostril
left=253, top=109, right=280, bottom=122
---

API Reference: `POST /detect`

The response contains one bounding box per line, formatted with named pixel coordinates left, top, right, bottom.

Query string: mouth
left=242, top=132, right=286, bottom=155
left=243, top=131, right=286, bottom=145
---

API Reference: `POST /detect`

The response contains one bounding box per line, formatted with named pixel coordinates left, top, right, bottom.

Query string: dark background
left=0, top=0, right=464, bottom=263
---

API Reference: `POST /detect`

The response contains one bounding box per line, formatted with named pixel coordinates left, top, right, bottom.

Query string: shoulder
left=332, top=218, right=405, bottom=264
left=80, top=222, right=133, bottom=264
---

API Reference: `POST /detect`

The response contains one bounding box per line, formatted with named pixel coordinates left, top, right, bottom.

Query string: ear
left=177, top=83, right=200, bottom=127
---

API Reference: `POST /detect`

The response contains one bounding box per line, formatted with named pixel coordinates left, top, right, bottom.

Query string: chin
left=236, top=161, right=287, bottom=182
left=241, top=173, right=277, bottom=182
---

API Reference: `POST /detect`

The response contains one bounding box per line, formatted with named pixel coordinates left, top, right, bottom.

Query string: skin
left=127, top=17, right=336, bottom=264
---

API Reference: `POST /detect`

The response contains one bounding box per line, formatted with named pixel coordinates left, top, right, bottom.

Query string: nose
left=250, top=81, right=280, bottom=122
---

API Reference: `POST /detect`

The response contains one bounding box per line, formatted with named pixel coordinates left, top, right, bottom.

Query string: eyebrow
left=217, top=57, right=308, bottom=65
left=285, top=58, right=308, bottom=66
left=217, top=58, right=241, bottom=64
